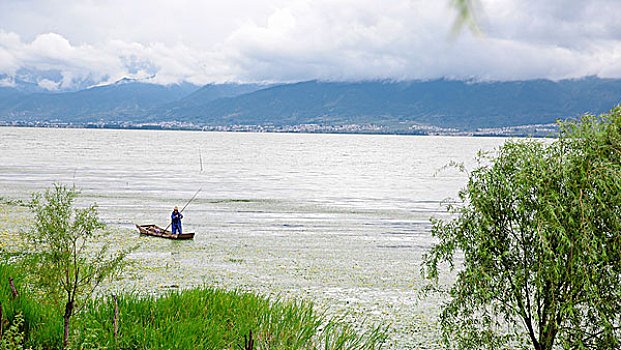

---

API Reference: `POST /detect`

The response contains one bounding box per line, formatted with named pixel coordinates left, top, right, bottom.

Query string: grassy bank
left=1, top=262, right=387, bottom=349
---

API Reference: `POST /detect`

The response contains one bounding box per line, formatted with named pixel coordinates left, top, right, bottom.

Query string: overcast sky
left=1, top=0, right=621, bottom=89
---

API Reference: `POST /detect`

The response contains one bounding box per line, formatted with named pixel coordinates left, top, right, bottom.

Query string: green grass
left=0, top=197, right=28, bottom=207
left=0, top=259, right=63, bottom=349
left=1, top=262, right=387, bottom=349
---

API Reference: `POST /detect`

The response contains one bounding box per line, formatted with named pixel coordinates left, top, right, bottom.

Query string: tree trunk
left=63, top=300, right=74, bottom=348
left=538, top=318, right=557, bottom=350
left=541, top=329, right=556, bottom=350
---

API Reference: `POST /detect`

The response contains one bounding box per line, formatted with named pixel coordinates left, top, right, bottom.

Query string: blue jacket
left=171, top=211, right=183, bottom=225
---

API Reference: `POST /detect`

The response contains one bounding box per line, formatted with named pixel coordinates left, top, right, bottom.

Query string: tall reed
left=1, top=263, right=387, bottom=349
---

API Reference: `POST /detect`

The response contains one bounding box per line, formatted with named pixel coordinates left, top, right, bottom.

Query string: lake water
left=0, top=127, right=507, bottom=349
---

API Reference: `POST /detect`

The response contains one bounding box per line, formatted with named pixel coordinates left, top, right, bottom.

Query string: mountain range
left=1, top=77, right=620, bottom=131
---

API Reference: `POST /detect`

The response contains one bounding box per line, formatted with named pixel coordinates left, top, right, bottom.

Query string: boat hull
left=136, top=224, right=195, bottom=240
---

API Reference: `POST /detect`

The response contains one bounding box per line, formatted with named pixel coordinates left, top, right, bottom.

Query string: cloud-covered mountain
left=1, top=77, right=620, bottom=130
left=156, top=77, right=621, bottom=129
left=158, top=83, right=271, bottom=113
left=0, top=80, right=200, bottom=120
left=0, top=87, right=25, bottom=104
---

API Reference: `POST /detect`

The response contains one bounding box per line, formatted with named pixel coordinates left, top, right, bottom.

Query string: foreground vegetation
left=23, top=184, right=134, bottom=347
left=1, top=184, right=386, bottom=349
left=1, top=262, right=386, bottom=349
left=425, top=106, right=621, bottom=349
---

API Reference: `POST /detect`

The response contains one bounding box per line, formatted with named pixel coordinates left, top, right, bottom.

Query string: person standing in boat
left=171, top=206, right=183, bottom=235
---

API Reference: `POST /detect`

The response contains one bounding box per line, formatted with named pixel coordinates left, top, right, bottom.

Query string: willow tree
left=424, top=106, right=621, bottom=349
left=23, top=184, right=132, bottom=348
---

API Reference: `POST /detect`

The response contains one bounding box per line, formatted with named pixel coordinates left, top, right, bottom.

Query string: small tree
left=23, top=184, right=132, bottom=348
left=423, top=106, right=621, bottom=349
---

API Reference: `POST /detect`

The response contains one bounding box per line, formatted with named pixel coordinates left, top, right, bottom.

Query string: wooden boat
left=136, top=224, right=195, bottom=240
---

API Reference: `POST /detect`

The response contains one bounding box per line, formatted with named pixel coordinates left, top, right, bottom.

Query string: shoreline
left=0, top=121, right=557, bottom=138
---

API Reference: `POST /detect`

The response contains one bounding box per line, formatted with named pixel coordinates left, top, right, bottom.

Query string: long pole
left=165, top=187, right=201, bottom=232
left=113, top=294, right=118, bottom=339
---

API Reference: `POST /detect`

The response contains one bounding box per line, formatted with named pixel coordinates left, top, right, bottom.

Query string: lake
left=0, top=127, right=507, bottom=349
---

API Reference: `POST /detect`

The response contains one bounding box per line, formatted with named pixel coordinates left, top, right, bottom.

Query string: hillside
left=1, top=77, right=620, bottom=130
left=0, top=80, right=200, bottom=120
left=157, top=78, right=621, bottom=129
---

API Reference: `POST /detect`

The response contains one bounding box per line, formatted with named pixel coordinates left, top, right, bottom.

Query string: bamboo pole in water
left=113, top=294, right=118, bottom=339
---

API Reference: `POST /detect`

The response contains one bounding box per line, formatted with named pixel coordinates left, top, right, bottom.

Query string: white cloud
left=0, top=31, right=237, bottom=88
left=37, top=78, right=61, bottom=91
left=0, top=77, right=15, bottom=87
left=0, top=0, right=620, bottom=87
left=0, top=31, right=21, bottom=74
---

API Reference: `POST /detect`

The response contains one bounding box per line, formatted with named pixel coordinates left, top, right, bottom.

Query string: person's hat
left=174, top=206, right=178, bottom=210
